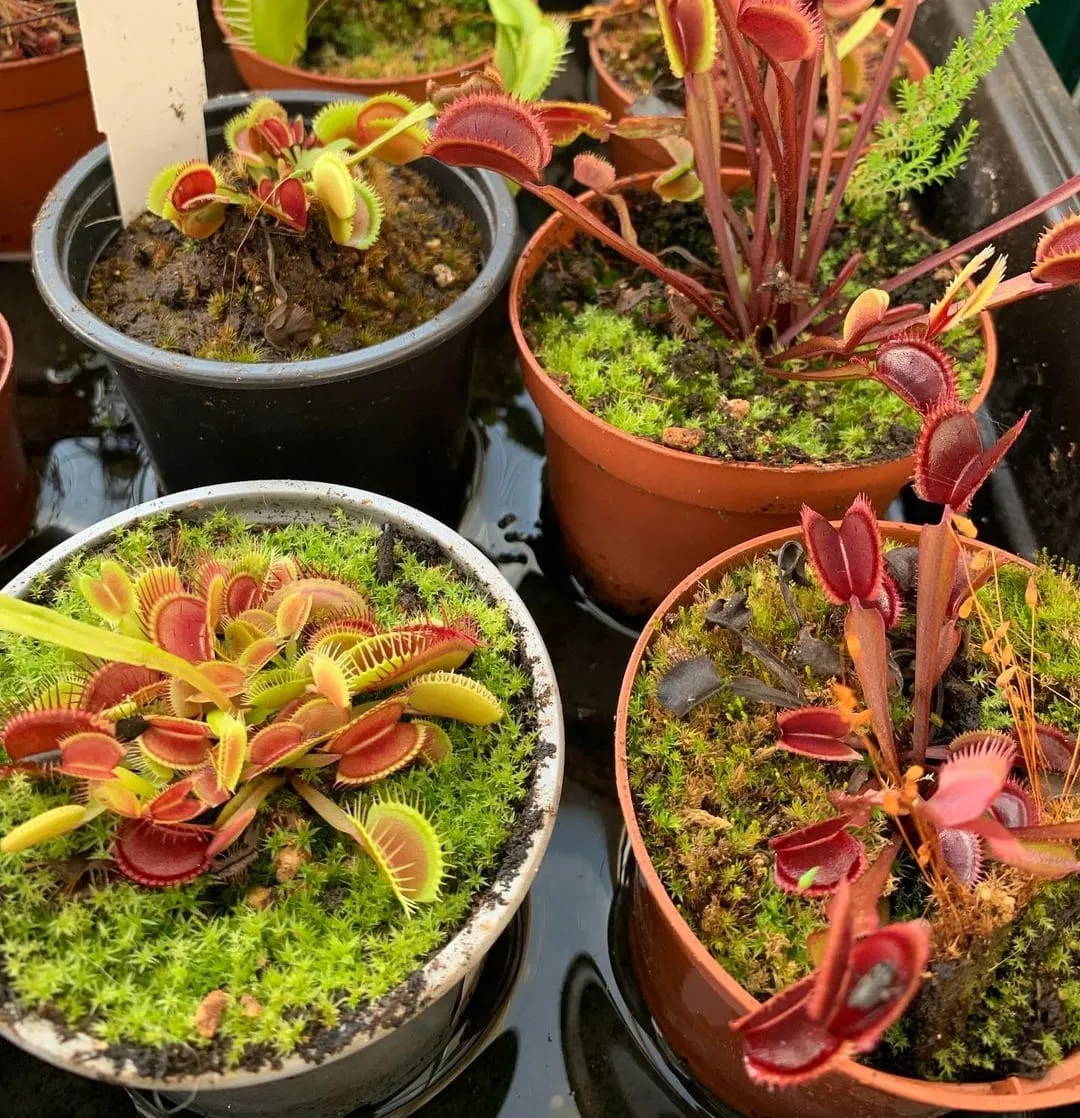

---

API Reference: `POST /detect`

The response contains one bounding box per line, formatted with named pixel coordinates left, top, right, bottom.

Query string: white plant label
left=76, top=0, right=208, bottom=224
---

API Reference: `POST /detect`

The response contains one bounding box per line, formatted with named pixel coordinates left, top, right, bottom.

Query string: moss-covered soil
left=627, top=543, right=1080, bottom=1082
left=0, top=510, right=539, bottom=1073
left=87, top=165, right=481, bottom=363
left=302, top=0, right=492, bottom=80
left=594, top=4, right=906, bottom=140
left=523, top=188, right=984, bottom=466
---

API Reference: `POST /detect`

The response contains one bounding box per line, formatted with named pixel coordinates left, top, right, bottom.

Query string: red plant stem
left=712, top=0, right=784, bottom=179
left=684, top=70, right=751, bottom=335
left=792, top=54, right=821, bottom=278
left=523, top=182, right=738, bottom=335
left=766, top=361, right=864, bottom=381
left=857, top=274, right=1055, bottom=339
left=762, top=213, right=781, bottom=325
left=845, top=601, right=901, bottom=783
left=750, top=144, right=775, bottom=322
left=911, top=513, right=960, bottom=766
left=810, top=35, right=843, bottom=257
left=816, top=300, right=923, bottom=341
left=774, top=250, right=863, bottom=348
left=720, top=40, right=757, bottom=183
left=881, top=174, right=1080, bottom=294
left=802, top=0, right=919, bottom=283
left=770, top=60, right=802, bottom=296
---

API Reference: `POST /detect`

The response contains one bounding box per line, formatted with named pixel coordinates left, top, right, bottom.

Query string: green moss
left=978, top=559, right=1080, bottom=738
left=527, top=193, right=984, bottom=467
left=627, top=547, right=1080, bottom=1079
left=883, top=876, right=1080, bottom=1082
left=303, top=0, right=492, bottom=80
left=626, top=557, right=887, bottom=997
left=0, top=509, right=536, bottom=1065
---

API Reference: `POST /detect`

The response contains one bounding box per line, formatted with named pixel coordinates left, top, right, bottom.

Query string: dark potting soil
left=85, top=165, right=482, bottom=363
left=523, top=186, right=984, bottom=467
left=594, top=4, right=902, bottom=131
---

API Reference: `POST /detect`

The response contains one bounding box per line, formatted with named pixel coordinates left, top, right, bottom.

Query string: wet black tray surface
left=2, top=3, right=1080, bottom=1115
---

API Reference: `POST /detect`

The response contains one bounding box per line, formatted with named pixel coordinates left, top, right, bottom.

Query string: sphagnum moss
left=527, top=194, right=985, bottom=467
left=628, top=550, right=1080, bottom=1079
left=0, top=510, right=537, bottom=1066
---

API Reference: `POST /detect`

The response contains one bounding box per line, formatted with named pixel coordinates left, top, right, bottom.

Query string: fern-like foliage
left=847, top=0, right=1037, bottom=217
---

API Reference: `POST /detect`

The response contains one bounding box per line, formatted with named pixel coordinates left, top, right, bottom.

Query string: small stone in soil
left=662, top=426, right=704, bottom=451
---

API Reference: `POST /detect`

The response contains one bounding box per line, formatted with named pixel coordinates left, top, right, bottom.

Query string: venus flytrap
left=698, top=332, right=1080, bottom=1086
left=421, top=0, right=1080, bottom=385
left=148, top=97, right=435, bottom=252
left=0, top=538, right=507, bottom=914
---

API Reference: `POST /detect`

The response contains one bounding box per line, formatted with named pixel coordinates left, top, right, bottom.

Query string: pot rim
left=30, top=90, right=517, bottom=390
left=509, top=171, right=997, bottom=482
left=210, top=0, right=494, bottom=92
left=0, top=312, right=11, bottom=395
left=0, top=42, right=84, bottom=75
left=587, top=14, right=930, bottom=138
left=0, top=479, right=565, bottom=1092
left=614, top=520, right=1080, bottom=1110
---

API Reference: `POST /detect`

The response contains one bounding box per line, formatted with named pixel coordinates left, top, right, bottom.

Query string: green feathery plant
left=847, top=0, right=1039, bottom=216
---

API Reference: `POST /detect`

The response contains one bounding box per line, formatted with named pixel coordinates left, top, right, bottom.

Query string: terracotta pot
left=510, top=174, right=998, bottom=614
left=0, top=45, right=101, bottom=255
left=589, top=18, right=931, bottom=178
left=212, top=0, right=492, bottom=103
left=615, top=521, right=1080, bottom=1117
left=0, top=314, right=37, bottom=558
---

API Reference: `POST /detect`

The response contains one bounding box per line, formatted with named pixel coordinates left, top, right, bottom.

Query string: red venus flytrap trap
left=422, top=0, right=1080, bottom=365
left=707, top=321, right=1080, bottom=1086
left=0, top=548, right=505, bottom=910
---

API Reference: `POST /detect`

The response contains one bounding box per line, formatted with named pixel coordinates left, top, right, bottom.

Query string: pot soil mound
left=523, top=187, right=984, bottom=468
left=303, top=0, right=491, bottom=81
left=87, top=165, right=481, bottom=363
left=626, top=546, right=1080, bottom=1084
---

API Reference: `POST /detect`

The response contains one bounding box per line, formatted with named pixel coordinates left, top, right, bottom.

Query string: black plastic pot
left=31, top=91, right=517, bottom=522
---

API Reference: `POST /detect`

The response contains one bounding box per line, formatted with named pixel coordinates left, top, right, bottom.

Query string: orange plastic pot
left=212, top=0, right=492, bottom=103
left=615, top=521, right=1080, bottom=1118
left=589, top=18, right=931, bottom=178
left=510, top=174, right=997, bottom=615
left=0, top=314, right=37, bottom=557
left=0, top=46, right=100, bottom=255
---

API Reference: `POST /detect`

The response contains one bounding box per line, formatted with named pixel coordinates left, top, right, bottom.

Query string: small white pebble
left=433, top=263, right=455, bottom=288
